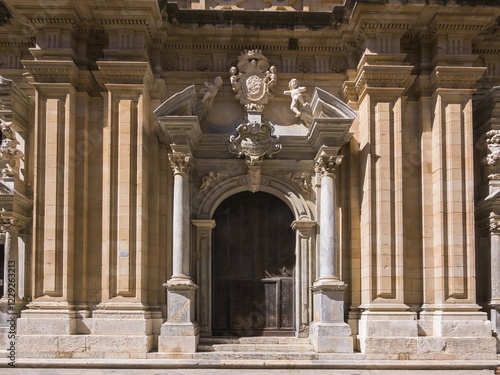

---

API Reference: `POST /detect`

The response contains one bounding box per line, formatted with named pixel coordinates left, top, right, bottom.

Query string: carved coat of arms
left=230, top=50, right=277, bottom=111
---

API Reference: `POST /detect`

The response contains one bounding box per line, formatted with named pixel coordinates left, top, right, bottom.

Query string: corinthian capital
left=0, top=216, right=25, bottom=233
left=168, top=152, right=193, bottom=175
left=490, top=213, right=500, bottom=235
left=314, top=154, right=343, bottom=177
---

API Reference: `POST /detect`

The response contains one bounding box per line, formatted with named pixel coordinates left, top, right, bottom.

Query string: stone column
left=489, top=213, right=500, bottom=339
left=192, top=220, right=216, bottom=335
left=159, top=152, right=199, bottom=353
left=309, top=148, right=353, bottom=353
left=170, top=153, right=194, bottom=282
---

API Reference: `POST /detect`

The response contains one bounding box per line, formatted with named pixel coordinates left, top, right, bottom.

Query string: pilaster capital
left=291, top=220, right=316, bottom=237
left=430, top=66, right=487, bottom=92
left=314, top=154, right=343, bottom=178
left=168, top=152, right=194, bottom=176
left=192, top=220, right=216, bottom=238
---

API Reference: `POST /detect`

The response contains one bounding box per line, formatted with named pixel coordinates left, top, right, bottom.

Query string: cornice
left=96, top=61, right=154, bottom=86
left=21, top=59, right=79, bottom=86
left=430, top=65, right=487, bottom=90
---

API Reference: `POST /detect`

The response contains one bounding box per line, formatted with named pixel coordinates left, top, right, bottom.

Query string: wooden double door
left=212, top=192, right=296, bottom=336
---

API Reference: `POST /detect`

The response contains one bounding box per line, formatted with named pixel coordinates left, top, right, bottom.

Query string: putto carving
left=284, top=78, right=310, bottom=118
left=229, top=121, right=282, bottom=166
left=168, top=152, right=193, bottom=175
left=0, top=120, right=23, bottom=178
left=199, top=171, right=229, bottom=192
left=229, top=50, right=277, bottom=112
left=283, top=172, right=312, bottom=194
left=315, top=155, right=343, bottom=176
left=199, top=76, right=222, bottom=112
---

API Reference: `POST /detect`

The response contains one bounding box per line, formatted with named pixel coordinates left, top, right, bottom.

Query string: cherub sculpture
left=200, top=76, right=223, bottom=111
left=284, top=78, right=309, bottom=117
left=229, top=66, right=241, bottom=99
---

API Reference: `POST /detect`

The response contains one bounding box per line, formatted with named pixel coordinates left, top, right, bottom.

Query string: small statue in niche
left=265, top=65, right=277, bottom=97
left=284, top=78, right=309, bottom=117
left=229, top=66, right=242, bottom=99
left=200, top=76, right=223, bottom=111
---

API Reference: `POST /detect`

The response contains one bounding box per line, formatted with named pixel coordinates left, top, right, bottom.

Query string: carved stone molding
left=229, top=121, right=281, bottom=166
left=314, top=155, right=343, bottom=177
left=168, top=152, right=193, bottom=175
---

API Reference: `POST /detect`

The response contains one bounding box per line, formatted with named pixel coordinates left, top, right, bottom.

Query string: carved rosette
left=314, top=155, right=343, bottom=177
left=229, top=121, right=282, bottom=165
left=168, top=152, right=193, bottom=175
left=0, top=120, right=24, bottom=178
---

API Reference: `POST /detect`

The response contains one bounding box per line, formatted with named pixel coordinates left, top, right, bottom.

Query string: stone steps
left=194, top=336, right=317, bottom=360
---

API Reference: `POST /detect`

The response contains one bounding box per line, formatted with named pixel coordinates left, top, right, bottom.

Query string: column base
left=309, top=280, right=353, bottom=353
left=158, top=279, right=199, bottom=353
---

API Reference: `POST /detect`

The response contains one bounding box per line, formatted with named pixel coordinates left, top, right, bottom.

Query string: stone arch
left=194, top=174, right=315, bottom=222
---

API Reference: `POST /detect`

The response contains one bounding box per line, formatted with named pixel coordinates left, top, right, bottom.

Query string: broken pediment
left=153, top=85, right=199, bottom=117
left=309, top=87, right=357, bottom=120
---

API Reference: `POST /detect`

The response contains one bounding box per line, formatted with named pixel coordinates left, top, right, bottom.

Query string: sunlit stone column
left=159, top=151, right=199, bottom=353
left=309, top=148, right=353, bottom=353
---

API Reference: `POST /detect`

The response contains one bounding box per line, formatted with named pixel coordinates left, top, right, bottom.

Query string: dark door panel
left=212, top=192, right=295, bottom=336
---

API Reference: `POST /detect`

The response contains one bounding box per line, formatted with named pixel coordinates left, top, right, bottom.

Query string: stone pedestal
left=159, top=282, right=199, bottom=353
left=358, top=310, right=418, bottom=359
left=309, top=282, right=353, bottom=353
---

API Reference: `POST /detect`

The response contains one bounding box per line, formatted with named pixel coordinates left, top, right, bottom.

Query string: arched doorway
left=212, top=191, right=296, bottom=336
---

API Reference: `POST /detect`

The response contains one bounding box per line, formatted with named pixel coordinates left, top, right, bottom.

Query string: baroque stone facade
left=0, top=0, right=499, bottom=365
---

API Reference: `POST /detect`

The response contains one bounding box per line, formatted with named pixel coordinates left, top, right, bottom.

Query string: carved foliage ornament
left=168, top=152, right=193, bottom=175
left=315, top=155, right=343, bottom=176
left=229, top=121, right=282, bottom=166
